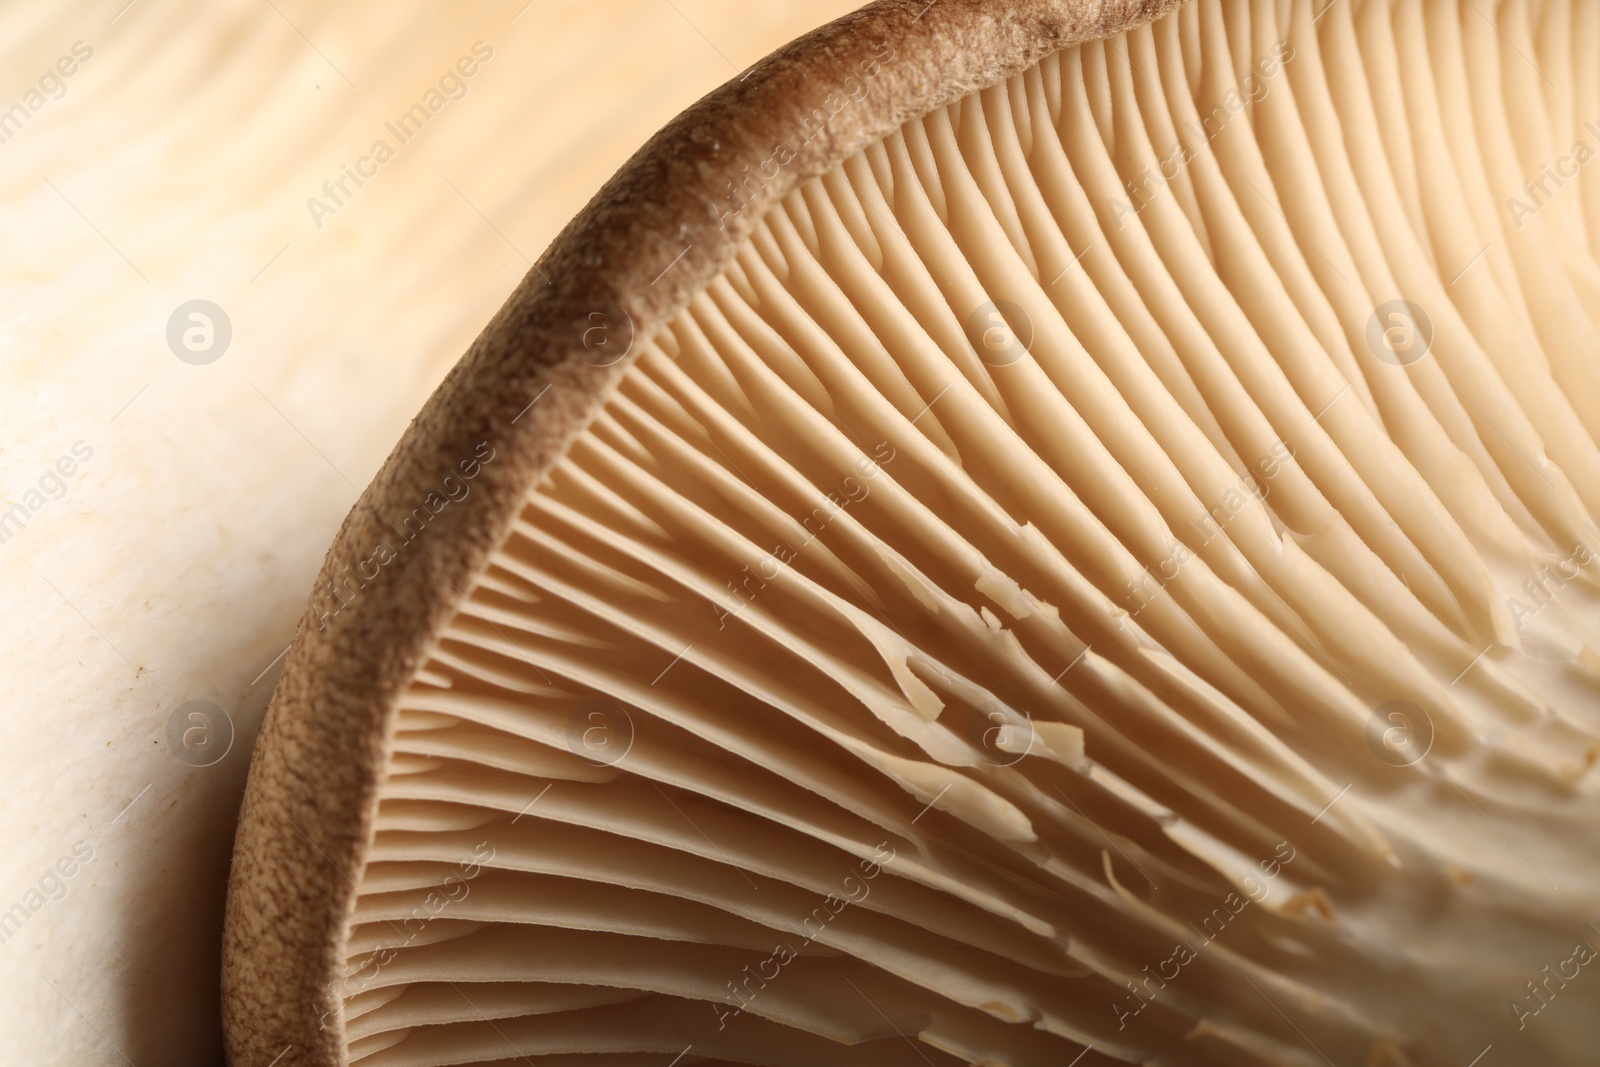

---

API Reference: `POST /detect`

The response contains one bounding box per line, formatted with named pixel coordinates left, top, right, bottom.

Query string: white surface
left=0, top=1, right=854, bottom=1062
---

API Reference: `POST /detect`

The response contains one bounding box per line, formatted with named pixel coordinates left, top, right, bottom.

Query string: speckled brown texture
left=220, top=0, right=1186, bottom=1062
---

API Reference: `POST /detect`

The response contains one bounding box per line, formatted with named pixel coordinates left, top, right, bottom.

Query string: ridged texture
left=220, top=1, right=1186, bottom=1063
left=327, top=1, right=1600, bottom=1065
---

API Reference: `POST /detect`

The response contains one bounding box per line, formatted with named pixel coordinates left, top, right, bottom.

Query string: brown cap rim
left=220, top=1, right=1185, bottom=1062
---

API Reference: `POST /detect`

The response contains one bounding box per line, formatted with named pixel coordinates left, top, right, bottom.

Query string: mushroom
left=223, top=0, right=1600, bottom=1064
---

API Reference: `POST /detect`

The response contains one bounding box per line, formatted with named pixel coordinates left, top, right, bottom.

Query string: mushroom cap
left=224, top=0, right=1600, bottom=1064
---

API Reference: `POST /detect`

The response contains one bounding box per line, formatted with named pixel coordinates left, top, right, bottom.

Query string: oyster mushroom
left=224, top=0, right=1600, bottom=1064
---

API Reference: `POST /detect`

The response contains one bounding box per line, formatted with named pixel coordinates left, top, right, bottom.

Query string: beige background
left=0, top=0, right=857, bottom=1063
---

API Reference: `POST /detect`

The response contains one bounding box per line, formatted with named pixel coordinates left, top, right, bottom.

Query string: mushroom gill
left=227, top=1, right=1600, bottom=1065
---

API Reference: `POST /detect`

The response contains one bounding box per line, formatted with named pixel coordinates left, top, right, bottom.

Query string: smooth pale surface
left=0, top=1, right=855, bottom=1063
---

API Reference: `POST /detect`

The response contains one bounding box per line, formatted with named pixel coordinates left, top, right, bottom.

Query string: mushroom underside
left=330, top=3, right=1600, bottom=1065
